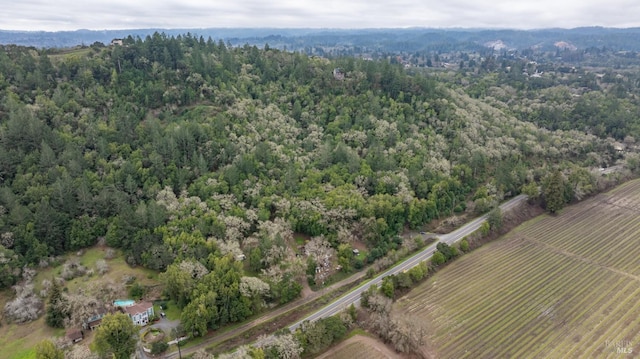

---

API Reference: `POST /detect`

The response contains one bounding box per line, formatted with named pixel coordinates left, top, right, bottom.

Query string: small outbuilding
left=66, top=329, right=84, bottom=344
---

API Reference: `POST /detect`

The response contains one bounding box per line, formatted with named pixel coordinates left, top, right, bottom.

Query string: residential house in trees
left=83, top=308, right=108, bottom=331
left=122, top=302, right=154, bottom=326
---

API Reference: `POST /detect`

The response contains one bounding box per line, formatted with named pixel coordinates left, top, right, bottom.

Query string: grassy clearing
left=11, top=349, right=35, bottom=359
left=154, top=299, right=182, bottom=321
left=0, top=315, right=65, bottom=359
left=394, top=179, right=640, bottom=359
left=48, top=47, right=92, bottom=61
left=33, top=246, right=159, bottom=295
left=2, top=245, right=162, bottom=358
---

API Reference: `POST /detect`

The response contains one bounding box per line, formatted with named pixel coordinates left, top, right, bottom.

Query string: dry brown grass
left=315, top=334, right=403, bottom=359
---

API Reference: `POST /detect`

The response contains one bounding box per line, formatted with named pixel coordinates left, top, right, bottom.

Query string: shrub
left=381, top=276, right=395, bottom=298
left=459, top=238, right=470, bottom=252
left=4, top=284, right=43, bottom=323
left=431, top=252, right=445, bottom=266
left=61, top=260, right=87, bottom=280
left=104, top=248, right=116, bottom=259
left=436, top=242, right=455, bottom=261
left=129, top=282, right=145, bottom=299
left=151, top=342, right=168, bottom=354
left=96, top=259, right=109, bottom=275
left=353, top=257, right=364, bottom=269
left=487, top=207, right=503, bottom=230
left=480, top=222, right=490, bottom=236
left=366, top=268, right=376, bottom=279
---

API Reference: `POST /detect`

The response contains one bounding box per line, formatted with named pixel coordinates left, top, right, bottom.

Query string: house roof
left=123, top=302, right=153, bottom=316
left=66, top=329, right=83, bottom=341
left=86, top=307, right=109, bottom=322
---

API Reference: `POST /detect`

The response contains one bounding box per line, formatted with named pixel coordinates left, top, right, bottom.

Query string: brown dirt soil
left=315, top=334, right=404, bottom=359
left=301, top=278, right=314, bottom=298
left=351, top=239, right=369, bottom=252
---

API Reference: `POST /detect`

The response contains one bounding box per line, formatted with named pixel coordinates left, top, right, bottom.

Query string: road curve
left=288, top=194, right=527, bottom=331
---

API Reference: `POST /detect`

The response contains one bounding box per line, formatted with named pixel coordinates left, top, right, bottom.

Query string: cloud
left=1, top=0, right=639, bottom=31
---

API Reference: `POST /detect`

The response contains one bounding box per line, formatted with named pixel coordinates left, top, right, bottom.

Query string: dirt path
left=315, top=335, right=402, bottom=359
left=301, top=278, right=314, bottom=298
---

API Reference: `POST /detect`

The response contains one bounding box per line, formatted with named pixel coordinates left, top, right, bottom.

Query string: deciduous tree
left=35, top=339, right=64, bottom=359
left=93, top=312, right=138, bottom=359
left=543, top=170, right=566, bottom=214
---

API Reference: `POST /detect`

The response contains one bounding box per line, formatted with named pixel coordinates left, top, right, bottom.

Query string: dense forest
left=0, top=33, right=633, bottom=338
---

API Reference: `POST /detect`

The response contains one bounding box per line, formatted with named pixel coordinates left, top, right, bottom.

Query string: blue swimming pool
left=113, top=299, right=135, bottom=307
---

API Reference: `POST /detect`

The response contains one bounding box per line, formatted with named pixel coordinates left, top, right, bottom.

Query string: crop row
left=408, top=242, right=638, bottom=358
left=395, top=180, right=640, bottom=358
left=323, top=339, right=390, bottom=359
left=452, top=250, right=615, bottom=356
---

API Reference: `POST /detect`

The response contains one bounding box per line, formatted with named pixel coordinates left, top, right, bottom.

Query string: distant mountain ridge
left=2, top=27, right=640, bottom=52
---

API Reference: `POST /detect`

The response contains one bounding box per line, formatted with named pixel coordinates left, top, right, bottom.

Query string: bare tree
left=104, top=248, right=116, bottom=259
left=0, top=231, right=14, bottom=248
left=4, top=283, right=43, bottom=323
left=365, top=293, right=427, bottom=357
left=305, top=236, right=336, bottom=284
left=61, top=259, right=87, bottom=280
left=390, top=315, right=427, bottom=355
left=95, top=259, right=109, bottom=275
left=239, top=276, right=270, bottom=297
left=174, top=260, right=208, bottom=281
left=257, top=333, right=303, bottom=359
left=216, top=345, right=251, bottom=359
left=63, top=291, right=104, bottom=328
left=40, top=278, right=52, bottom=298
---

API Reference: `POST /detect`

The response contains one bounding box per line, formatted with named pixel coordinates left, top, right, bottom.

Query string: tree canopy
left=0, top=34, right=627, bottom=337
left=93, top=312, right=138, bottom=359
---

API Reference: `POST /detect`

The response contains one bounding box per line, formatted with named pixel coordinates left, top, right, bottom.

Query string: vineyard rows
left=394, top=179, right=640, bottom=358
left=316, top=336, right=396, bottom=359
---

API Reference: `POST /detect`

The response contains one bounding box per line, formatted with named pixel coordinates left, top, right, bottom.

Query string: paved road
left=155, top=194, right=528, bottom=357
left=288, top=194, right=528, bottom=331
left=161, top=261, right=372, bottom=358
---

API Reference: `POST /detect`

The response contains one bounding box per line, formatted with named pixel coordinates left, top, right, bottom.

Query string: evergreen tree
left=45, top=280, right=68, bottom=328
left=543, top=170, right=566, bottom=214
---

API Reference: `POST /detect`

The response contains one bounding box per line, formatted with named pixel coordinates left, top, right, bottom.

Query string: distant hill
left=3, top=27, right=640, bottom=52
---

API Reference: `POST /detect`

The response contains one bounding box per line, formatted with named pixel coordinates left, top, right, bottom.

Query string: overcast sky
left=2, top=0, right=639, bottom=31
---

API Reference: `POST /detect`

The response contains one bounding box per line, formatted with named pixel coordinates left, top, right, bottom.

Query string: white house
left=123, top=302, right=154, bottom=326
